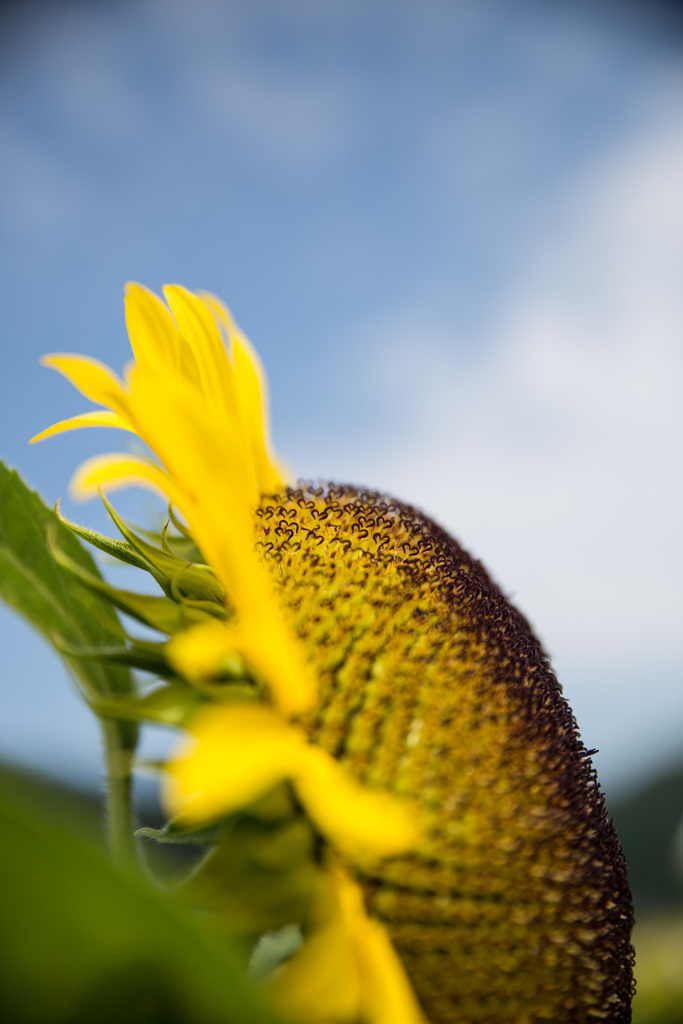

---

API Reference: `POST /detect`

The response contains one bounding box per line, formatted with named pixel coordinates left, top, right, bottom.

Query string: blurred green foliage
left=611, top=765, right=683, bottom=913
left=0, top=766, right=278, bottom=1024
left=631, top=913, right=683, bottom=1024
left=611, top=765, right=683, bottom=1024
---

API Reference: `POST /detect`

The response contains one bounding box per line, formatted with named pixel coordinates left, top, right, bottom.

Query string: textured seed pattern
left=256, top=483, right=634, bottom=1024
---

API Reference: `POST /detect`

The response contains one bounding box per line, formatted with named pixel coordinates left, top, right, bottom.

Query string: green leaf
left=0, top=463, right=134, bottom=703
left=0, top=770, right=279, bottom=1024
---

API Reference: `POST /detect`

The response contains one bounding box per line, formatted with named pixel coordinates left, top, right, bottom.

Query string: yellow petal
left=356, top=918, right=426, bottom=1024
left=30, top=410, right=132, bottom=444
left=124, top=282, right=185, bottom=375
left=335, top=869, right=426, bottom=1024
left=167, top=605, right=314, bottom=718
left=70, top=452, right=179, bottom=504
left=295, top=746, right=418, bottom=859
left=166, top=619, right=240, bottom=681
left=266, top=874, right=362, bottom=1022
left=268, top=867, right=425, bottom=1024
left=127, top=364, right=258, bottom=514
left=235, top=608, right=317, bottom=718
left=40, top=354, right=127, bottom=411
left=232, top=329, right=288, bottom=493
left=117, top=370, right=309, bottom=716
left=163, top=285, right=235, bottom=415
left=121, top=367, right=268, bottom=606
left=162, top=702, right=417, bottom=859
left=163, top=703, right=306, bottom=824
left=200, top=292, right=287, bottom=493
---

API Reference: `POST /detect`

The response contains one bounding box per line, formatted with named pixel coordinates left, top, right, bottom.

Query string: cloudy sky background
left=0, top=0, right=681, bottom=799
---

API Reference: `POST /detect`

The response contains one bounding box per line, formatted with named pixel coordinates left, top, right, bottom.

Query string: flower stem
left=101, top=717, right=138, bottom=871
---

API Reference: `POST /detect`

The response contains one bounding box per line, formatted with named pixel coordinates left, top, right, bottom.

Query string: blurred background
left=0, top=0, right=682, bottom=1017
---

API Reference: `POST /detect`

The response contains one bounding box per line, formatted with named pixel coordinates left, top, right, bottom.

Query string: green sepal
left=135, top=819, right=221, bottom=847
left=165, top=505, right=206, bottom=563
left=139, top=523, right=205, bottom=565
left=249, top=926, right=303, bottom=981
left=137, top=504, right=205, bottom=563
left=57, top=494, right=227, bottom=608
left=47, top=527, right=222, bottom=634
left=85, top=680, right=202, bottom=727
left=52, top=636, right=174, bottom=677
left=168, top=563, right=227, bottom=606
left=167, top=503, right=193, bottom=540
left=185, top=801, right=320, bottom=941
left=101, top=493, right=225, bottom=605
left=190, top=681, right=261, bottom=704
left=175, top=597, right=229, bottom=621
left=54, top=501, right=153, bottom=575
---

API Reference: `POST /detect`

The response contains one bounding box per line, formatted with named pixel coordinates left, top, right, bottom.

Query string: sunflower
left=33, top=284, right=634, bottom=1024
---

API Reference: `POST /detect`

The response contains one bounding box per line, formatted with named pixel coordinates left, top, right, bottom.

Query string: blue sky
left=1, top=0, right=682, bottom=798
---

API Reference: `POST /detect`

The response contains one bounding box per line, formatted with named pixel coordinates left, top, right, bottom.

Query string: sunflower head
left=253, top=482, right=634, bottom=1023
